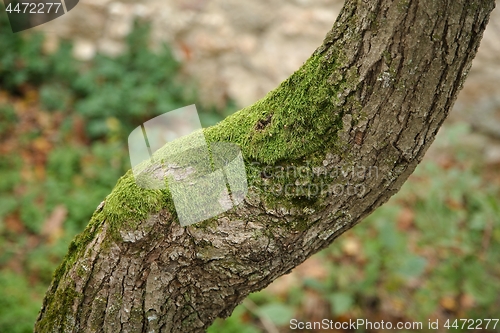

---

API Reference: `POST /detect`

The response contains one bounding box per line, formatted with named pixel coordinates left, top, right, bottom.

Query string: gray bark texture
left=34, top=0, right=495, bottom=332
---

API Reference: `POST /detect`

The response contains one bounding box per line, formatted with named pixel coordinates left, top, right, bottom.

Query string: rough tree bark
left=35, top=0, right=495, bottom=332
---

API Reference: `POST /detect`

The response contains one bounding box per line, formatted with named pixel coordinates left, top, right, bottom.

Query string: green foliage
left=329, top=292, right=354, bottom=316
left=71, top=20, right=193, bottom=138
left=0, top=104, right=18, bottom=137
left=208, top=306, right=260, bottom=333
left=0, top=8, right=77, bottom=93
left=0, top=9, right=233, bottom=140
left=0, top=272, right=45, bottom=333
left=257, top=303, right=295, bottom=326
left=39, top=83, right=72, bottom=111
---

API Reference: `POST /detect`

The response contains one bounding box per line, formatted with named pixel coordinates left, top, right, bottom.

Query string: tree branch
left=35, top=0, right=495, bottom=332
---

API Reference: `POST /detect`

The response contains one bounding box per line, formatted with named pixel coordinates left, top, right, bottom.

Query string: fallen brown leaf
left=440, top=296, right=457, bottom=312
left=342, top=237, right=361, bottom=257
left=41, top=205, right=67, bottom=243
left=397, top=207, right=415, bottom=231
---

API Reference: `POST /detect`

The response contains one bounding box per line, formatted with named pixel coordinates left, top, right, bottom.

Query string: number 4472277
left=444, top=318, right=498, bottom=330
left=5, top=2, right=62, bottom=14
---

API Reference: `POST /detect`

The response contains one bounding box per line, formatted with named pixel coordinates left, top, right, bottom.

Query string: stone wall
left=37, top=0, right=500, bottom=114
left=36, top=0, right=341, bottom=107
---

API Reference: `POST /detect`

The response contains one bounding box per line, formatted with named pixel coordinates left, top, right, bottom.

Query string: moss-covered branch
left=35, top=0, right=495, bottom=332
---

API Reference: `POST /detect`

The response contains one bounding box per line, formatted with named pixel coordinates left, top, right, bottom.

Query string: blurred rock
left=452, top=5, right=500, bottom=133
left=485, top=145, right=500, bottom=165
left=34, top=0, right=500, bottom=115
left=73, top=39, right=96, bottom=60
left=42, top=33, right=59, bottom=54
left=35, top=0, right=345, bottom=108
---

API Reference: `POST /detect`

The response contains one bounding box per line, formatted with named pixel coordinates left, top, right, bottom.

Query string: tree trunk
left=35, top=0, right=495, bottom=332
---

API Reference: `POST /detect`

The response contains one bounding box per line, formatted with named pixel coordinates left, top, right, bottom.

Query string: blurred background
left=0, top=0, right=499, bottom=332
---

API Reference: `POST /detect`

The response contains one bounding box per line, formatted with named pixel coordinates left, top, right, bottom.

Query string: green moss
left=103, top=170, right=173, bottom=238
left=46, top=209, right=104, bottom=294
left=204, top=51, right=353, bottom=165
left=382, top=50, right=392, bottom=66
left=397, top=0, right=410, bottom=12
left=35, top=208, right=108, bottom=330
left=129, top=307, right=144, bottom=327
left=35, top=285, right=80, bottom=332
left=89, top=297, right=107, bottom=330
left=367, top=9, right=379, bottom=33
left=431, top=33, right=442, bottom=42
